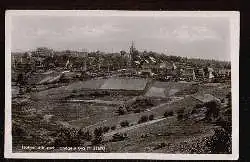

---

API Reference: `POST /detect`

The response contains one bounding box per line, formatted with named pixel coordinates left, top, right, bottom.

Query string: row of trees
left=13, top=46, right=231, bottom=73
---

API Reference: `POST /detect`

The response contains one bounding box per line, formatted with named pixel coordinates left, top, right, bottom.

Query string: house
left=196, top=68, right=205, bottom=78
left=138, top=69, right=153, bottom=77
left=217, top=69, right=231, bottom=77
left=181, top=67, right=196, bottom=81
left=208, top=67, right=214, bottom=78
left=159, top=61, right=174, bottom=70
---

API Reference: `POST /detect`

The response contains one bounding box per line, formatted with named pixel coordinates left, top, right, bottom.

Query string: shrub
left=194, top=103, right=204, bottom=109
left=94, top=127, right=103, bottom=138
left=111, top=125, right=116, bottom=130
left=112, top=133, right=128, bottom=142
left=204, top=100, right=220, bottom=120
left=153, top=142, right=166, bottom=150
left=149, top=114, right=154, bottom=121
left=177, top=109, right=184, bottom=120
left=103, top=126, right=110, bottom=133
left=220, top=98, right=225, bottom=103
left=25, top=86, right=32, bottom=93
left=206, top=128, right=231, bottom=153
left=53, top=127, right=82, bottom=147
left=12, top=122, right=27, bottom=137
left=92, top=136, right=102, bottom=145
left=117, top=106, right=126, bottom=115
left=133, top=109, right=141, bottom=113
left=81, top=130, right=92, bottom=141
left=226, top=93, right=231, bottom=107
left=164, top=110, right=174, bottom=118
left=138, top=115, right=148, bottom=124
left=92, top=127, right=104, bottom=145
left=120, top=120, right=129, bottom=127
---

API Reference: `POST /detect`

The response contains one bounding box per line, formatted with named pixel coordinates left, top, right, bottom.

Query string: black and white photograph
left=5, top=11, right=239, bottom=160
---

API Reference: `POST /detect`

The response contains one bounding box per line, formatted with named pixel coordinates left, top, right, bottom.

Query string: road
left=103, top=118, right=166, bottom=141
left=67, top=99, right=123, bottom=105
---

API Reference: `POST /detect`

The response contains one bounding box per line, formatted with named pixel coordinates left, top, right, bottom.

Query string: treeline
left=12, top=47, right=231, bottom=71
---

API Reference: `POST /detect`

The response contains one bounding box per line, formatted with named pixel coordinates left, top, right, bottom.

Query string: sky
left=11, top=15, right=230, bottom=61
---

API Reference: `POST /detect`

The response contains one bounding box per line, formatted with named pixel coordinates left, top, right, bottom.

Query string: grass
left=12, top=76, right=231, bottom=153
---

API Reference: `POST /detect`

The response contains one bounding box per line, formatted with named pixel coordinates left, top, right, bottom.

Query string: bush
left=53, top=127, right=82, bottom=147
left=112, top=133, right=128, bottom=142
left=204, top=100, right=220, bottom=120
left=103, top=126, right=110, bottom=133
left=120, top=120, right=129, bottom=127
left=177, top=109, right=184, bottom=120
left=80, top=130, right=92, bottom=141
left=133, top=109, right=141, bottom=113
left=92, top=136, right=102, bottom=145
left=12, top=122, right=27, bottom=137
left=164, top=110, right=174, bottom=118
left=149, top=114, right=154, bottom=120
left=25, top=86, right=32, bottom=93
left=94, top=127, right=103, bottom=138
left=194, top=103, right=204, bottom=109
left=92, top=127, right=104, bottom=145
left=153, top=142, right=166, bottom=150
left=138, top=115, right=148, bottom=124
left=117, top=106, right=126, bottom=115
left=206, top=128, right=231, bottom=153
left=111, top=125, right=116, bottom=130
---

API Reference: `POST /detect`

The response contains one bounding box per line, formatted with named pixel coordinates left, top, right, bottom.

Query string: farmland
left=11, top=47, right=232, bottom=154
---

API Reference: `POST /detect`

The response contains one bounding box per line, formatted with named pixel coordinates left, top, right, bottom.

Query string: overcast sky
left=11, top=15, right=230, bottom=61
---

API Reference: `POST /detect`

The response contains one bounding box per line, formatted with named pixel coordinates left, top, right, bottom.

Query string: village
left=11, top=43, right=232, bottom=153
left=12, top=42, right=231, bottom=86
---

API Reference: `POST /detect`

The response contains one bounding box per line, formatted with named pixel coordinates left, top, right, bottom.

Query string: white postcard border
left=5, top=10, right=239, bottom=160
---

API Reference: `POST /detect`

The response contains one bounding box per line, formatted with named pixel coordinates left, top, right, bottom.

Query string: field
left=12, top=73, right=232, bottom=153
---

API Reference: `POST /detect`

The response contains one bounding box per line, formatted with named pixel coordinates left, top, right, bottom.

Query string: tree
left=204, top=100, right=220, bottom=121
left=92, top=127, right=103, bottom=145
left=206, top=128, right=231, bottom=153
left=138, top=115, right=148, bottom=124
left=54, top=127, right=82, bottom=147
left=120, top=50, right=126, bottom=57
left=112, top=133, right=127, bottom=142
left=111, top=125, right=116, bottom=130
left=204, top=66, right=209, bottom=78
left=149, top=114, right=154, bottom=120
left=116, top=106, right=126, bottom=115
left=79, top=130, right=92, bottom=141
left=103, top=126, right=110, bottom=133
left=94, top=127, right=103, bottom=138
left=91, top=136, right=102, bottom=145
left=17, top=73, right=26, bottom=86
left=120, top=120, right=129, bottom=127
left=164, top=111, right=174, bottom=118
left=177, top=109, right=184, bottom=120
left=226, top=93, right=231, bottom=107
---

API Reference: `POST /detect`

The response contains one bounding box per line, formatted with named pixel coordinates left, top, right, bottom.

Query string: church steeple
left=129, top=41, right=138, bottom=68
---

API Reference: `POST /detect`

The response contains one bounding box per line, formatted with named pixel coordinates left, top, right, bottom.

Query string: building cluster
left=11, top=44, right=231, bottom=83
left=125, top=43, right=231, bottom=82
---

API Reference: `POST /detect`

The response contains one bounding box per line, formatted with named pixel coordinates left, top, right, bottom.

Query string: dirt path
left=67, top=99, right=123, bottom=105
left=103, top=118, right=166, bottom=141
